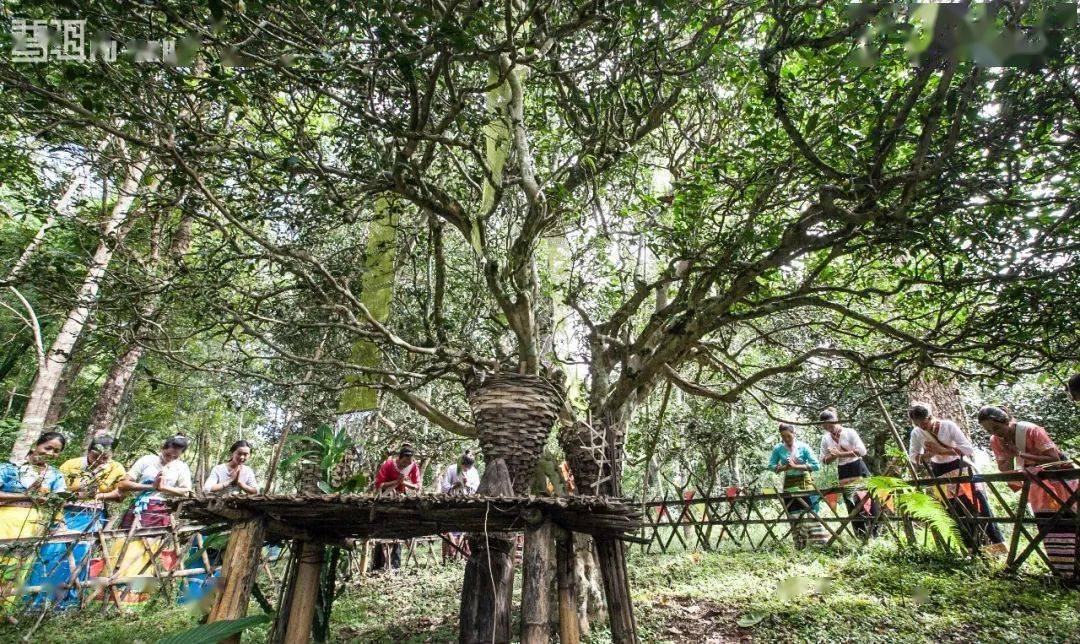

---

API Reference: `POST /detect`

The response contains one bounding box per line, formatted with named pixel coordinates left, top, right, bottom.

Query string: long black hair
left=229, top=440, right=252, bottom=454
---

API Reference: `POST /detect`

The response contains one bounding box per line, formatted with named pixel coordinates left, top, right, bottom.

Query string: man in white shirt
left=907, top=402, right=1005, bottom=550
left=440, top=452, right=479, bottom=563
left=818, top=407, right=878, bottom=537
left=439, top=452, right=480, bottom=496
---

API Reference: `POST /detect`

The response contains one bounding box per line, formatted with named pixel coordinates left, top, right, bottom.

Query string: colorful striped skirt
left=1037, top=511, right=1078, bottom=581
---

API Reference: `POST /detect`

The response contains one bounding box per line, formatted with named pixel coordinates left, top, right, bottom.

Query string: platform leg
left=207, top=517, right=266, bottom=644
left=279, top=540, right=323, bottom=644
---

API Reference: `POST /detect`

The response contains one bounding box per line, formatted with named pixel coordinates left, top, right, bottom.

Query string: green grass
left=3, top=544, right=1079, bottom=643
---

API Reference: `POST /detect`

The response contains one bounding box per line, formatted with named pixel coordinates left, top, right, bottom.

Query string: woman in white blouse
left=118, top=435, right=193, bottom=528
left=818, top=407, right=879, bottom=537
left=907, top=402, right=1005, bottom=551
left=203, top=440, right=260, bottom=496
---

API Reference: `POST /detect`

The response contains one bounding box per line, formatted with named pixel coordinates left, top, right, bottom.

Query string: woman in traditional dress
left=111, top=435, right=192, bottom=600
left=908, top=402, right=1006, bottom=553
left=0, top=432, right=67, bottom=610
left=818, top=407, right=880, bottom=538
left=182, top=440, right=259, bottom=606
left=978, top=405, right=1077, bottom=578
left=117, top=435, right=193, bottom=527
left=26, top=435, right=125, bottom=608
left=371, top=443, right=421, bottom=571
left=768, top=423, right=827, bottom=549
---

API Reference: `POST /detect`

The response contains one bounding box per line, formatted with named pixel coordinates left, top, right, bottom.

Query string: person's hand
left=153, top=472, right=164, bottom=490
left=26, top=477, right=44, bottom=493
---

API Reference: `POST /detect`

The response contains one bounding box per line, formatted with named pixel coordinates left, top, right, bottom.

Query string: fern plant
left=867, top=475, right=962, bottom=547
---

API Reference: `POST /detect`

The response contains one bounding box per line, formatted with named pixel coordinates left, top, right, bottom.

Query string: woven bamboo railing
left=636, top=469, right=1080, bottom=579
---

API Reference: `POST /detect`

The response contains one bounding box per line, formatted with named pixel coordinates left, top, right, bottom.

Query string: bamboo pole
left=596, top=537, right=637, bottom=643
left=864, top=372, right=920, bottom=479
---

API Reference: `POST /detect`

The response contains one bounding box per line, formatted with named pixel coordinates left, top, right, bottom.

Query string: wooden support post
left=555, top=530, right=581, bottom=644
left=521, top=518, right=554, bottom=644
left=279, top=540, right=324, bottom=644
left=207, top=517, right=267, bottom=644
left=459, top=459, right=515, bottom=644
left=596, top=537, right=637, bottom=644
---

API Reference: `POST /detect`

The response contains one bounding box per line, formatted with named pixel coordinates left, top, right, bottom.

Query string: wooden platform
left=175, top=493, right=640, bottom=543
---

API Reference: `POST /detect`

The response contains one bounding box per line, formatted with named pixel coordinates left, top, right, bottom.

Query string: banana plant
left=279, top=424, right=368, bottom=493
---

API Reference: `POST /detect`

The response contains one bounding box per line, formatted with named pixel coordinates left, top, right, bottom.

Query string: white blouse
left=819, top=426, right=868, bottom=466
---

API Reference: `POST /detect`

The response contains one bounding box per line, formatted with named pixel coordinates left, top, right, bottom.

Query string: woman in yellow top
left=26, top=435, right=126, bottom=608
left=58, top=435, right=126, bottom=517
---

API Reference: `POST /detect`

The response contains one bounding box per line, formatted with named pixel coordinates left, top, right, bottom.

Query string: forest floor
left=3, top=541, right=1079, bottom=643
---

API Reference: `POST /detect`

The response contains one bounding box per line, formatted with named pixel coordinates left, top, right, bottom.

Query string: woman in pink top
left=978, top=405, right=1077, bottom=579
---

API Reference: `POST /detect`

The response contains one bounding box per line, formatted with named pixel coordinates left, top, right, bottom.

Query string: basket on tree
left=558, top=421, right=605, bottom=493
left=467, top=372, right=564, bottom=495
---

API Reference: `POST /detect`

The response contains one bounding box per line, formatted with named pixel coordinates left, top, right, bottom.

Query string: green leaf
left=157, top=614, right=271, bottom=644
left=316, top=480, right=333, bottom=493
left=737, top=611, right=765, bottom=628
left=279, top=451, right=311, bottom=471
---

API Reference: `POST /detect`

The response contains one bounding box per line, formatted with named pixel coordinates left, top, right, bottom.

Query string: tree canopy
left=0, top=0, right=1076, bottom=488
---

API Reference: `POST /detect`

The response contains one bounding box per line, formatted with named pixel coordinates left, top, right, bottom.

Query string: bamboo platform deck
left=175, top=493, right=641, bottom=543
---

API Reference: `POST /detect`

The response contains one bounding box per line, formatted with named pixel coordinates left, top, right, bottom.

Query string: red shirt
left=374, top=457, right=419, bottom=494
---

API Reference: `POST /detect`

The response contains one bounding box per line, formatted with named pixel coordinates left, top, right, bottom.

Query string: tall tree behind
left=85, top=212, right=194, bottom=444
left=12, top=151, right=153, bottom=461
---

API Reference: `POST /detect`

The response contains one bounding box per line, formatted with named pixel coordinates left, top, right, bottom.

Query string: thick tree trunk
left=13, top=155, right=151, bottom=461
left=572, top=534, right=607, bottom=636
left=85, top=340, right=143, bottom=442
left=86, top=215, right=194, bottom=446
left=459, top=459, right=515, bottom=644
left=42, top=349, right=86, bottom=429
left=908, top=377, right=971, bottom=435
